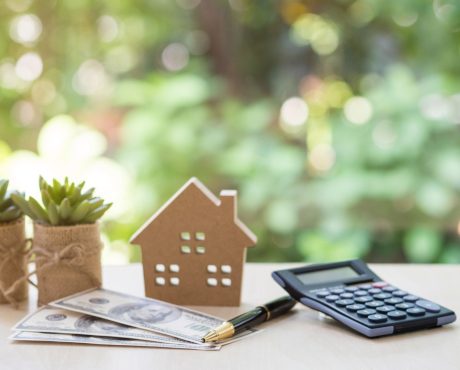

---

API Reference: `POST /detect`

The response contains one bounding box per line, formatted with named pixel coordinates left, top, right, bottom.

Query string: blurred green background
left=1, top=0, right=459, bottom=264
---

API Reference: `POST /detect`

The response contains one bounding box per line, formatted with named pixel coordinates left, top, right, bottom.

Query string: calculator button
left=368, top=288, right=382, bottom=295
left=359, top=284, right=372, bottom=290
left=407, top=307, right=426, bottom=316
left=373, top=293, right=392, bottom=300
left=345, top=286, right=358, bottom=292
left=416, top=300, right=441, bottom=313
left=393, top=290, right=408, bottom=297
left=354, top=290, right=368, bottom=296
left=355, top=296, right=373, bottom=303
left=316, top=291, right=330, bottom=298
left=403, top=295, right=418, bottom=302
left=372, top=282, right=388, bottom=288
left=395, top=303, right=414, bottom=310
left=376, top=305, right=395, bottom=313
left=340, top=293, right=354, bottom=299
left=330, top=288, right=345, bottom=294
left=366, top=301, right=384, bottom=308
left=368, top=314, right=388, bottom=323
left=346, top=304, right=365, bottom=312
left=387, top=310, right=406, bottom=320
left=382, top=286, right=397, bottom=292
left=325, top=295, right=340, bottom=302
left=384, top=297, right=404, bottom=305
left=357, top=309, right=376, bottom=317
left=335, top=299, right=355, bottom=307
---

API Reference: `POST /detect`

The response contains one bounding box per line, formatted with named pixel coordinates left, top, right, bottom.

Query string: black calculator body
left=272, top=259, right=456, bottom=338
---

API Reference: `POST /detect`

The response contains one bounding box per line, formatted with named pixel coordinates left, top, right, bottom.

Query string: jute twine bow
left=0, top=238, right=32, bottom=306
left=4, top=242, right=101, bottom=308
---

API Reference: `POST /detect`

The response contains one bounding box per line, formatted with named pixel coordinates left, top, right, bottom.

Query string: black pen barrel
left=263, top=295, right=297, bottom=320
left=231, top=296, right=296, bottom=334
left=231, top=307, right=267, bottom=334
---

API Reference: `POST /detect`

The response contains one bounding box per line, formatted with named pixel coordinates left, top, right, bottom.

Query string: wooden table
left=1, top=263, right=459, bottom=370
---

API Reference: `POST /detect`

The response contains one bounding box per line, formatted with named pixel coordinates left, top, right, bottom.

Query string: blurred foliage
left=0, top=0, right=459, bottom=264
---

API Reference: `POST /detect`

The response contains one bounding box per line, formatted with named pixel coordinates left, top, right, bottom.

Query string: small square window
left=221, top=278, right=232, bottom=287
left=221, top=265, right=231, bottom=274
left=180, top=245, right=191, bottom=254
left=207, top=265, right=217, bottom=273
left=195, top=232, right=206, bottom=241
left=196, top=246, right=206, bottom=254
left=155, top=277, right=165, bottom=286
left=207, top=278, right=218, bottom=287
left=180, top=232, right=191, bottom=241
left=155, top=264, right=165, bottom=272
left=169, top=264, right=180, bottom=272
left=170, top=277, right=180, bottom=286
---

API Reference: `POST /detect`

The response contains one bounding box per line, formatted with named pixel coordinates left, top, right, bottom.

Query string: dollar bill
left=13, top=306, right=203, bottom=346
left=50, top=288, right=225, bottom=344
left=9, top=331, right=221, bottom=350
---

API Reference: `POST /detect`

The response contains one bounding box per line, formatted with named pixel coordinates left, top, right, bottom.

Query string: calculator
left=272, top=259, right=456, bottom=337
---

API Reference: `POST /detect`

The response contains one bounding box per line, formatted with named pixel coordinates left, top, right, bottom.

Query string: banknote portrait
left=108, top=303, right=182, bottom=325
left=75, top=315, right=128, bottom=333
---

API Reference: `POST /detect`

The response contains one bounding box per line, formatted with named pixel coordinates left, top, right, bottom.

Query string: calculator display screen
left=296, top=266, right=359, bottom=285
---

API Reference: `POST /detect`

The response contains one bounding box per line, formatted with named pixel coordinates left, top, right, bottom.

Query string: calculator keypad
left=310, top=281, right=446, bottom=327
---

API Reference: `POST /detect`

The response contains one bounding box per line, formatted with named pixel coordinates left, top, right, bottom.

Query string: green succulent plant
left=12, top=177, right=112, bottom=226
left=0, top=179, right=23, bottom=223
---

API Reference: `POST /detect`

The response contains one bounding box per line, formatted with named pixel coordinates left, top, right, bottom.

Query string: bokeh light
left=15, top=52, right=43, bottom=81
left=97, top=15, right=119, bottom=43
left=9, top=14, right=42, bottom=44
left=343, top=96, right=373, bottom=125
left=393, top=12, right=418, bottom=27
left=372, top=121, right=397, bottom=149
left=309, top=144, right=336, bottom=172
left=280, top=97, right=309, bottom=127
left=73, top=60, right=110, bottom=96
left=292, top=14, right=339, bottom=55
left=161, top=43, right=190, bottom=71
left=11, top=100, right=40, bottom=127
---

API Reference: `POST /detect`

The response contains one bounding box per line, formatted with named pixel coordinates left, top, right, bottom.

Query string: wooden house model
left=130, top=177, right=257, bottom=306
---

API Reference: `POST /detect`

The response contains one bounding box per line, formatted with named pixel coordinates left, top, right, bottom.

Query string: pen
left=202, top=295, right=297, bottom=342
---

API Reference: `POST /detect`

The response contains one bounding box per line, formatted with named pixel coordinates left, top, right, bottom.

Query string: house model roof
left=129, top=177, right=257, bottom=245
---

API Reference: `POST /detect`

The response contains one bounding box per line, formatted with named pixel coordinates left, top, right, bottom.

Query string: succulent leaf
left=12, top=177, right=111, bottom=226
left=0, top=180, right=23, bottom=223
left=59, top=198, right=72, bottom=219
left=47, top=202, right=60, bottom=225
left=84, top=203, right=112, bottom=223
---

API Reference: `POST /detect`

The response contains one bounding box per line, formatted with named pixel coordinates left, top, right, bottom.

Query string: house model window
left=129, top=177, right=257, bottom=306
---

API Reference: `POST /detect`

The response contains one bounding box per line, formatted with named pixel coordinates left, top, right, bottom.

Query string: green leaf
left=69, top=186, right=82, bottom=205
left=0, top=180, right=8, bottom=201
left=47, top=202, right=60, bottom=225
left=38, top=176, right=47, bottom=191
left=69, top=200, right=91, bottom=223
left=29, top=197, right=49, bottom=223
left=0, top=206, right=21, bottom=222
left=87, top=197, right=104, bottom=211
left=47, top=183, right=62, bottom=204
left=83, top=203, right=112, bottom=223
left=41, top=189, right=52, bottom=208
left=59, top=198, right=72, bottom=219
left=80, top=188, right=95, bottom=201
left=11, top=193, right=35, bottom=219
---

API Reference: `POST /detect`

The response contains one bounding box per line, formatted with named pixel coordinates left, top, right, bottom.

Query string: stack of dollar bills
left=10, top=288, right=258, bottom=350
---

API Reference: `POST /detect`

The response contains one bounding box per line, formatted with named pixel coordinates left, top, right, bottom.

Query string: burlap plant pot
left=33, top=222, right=103, bottom=306
left=0, top=217, right=28, bottom=304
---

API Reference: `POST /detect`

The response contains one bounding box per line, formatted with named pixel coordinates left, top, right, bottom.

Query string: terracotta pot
left=0, top=217, right=28, bottom=304
left=33, top=222, right=103, bottom=305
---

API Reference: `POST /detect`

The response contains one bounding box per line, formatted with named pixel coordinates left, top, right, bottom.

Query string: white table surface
left=1, top=263, right=459, bottom=370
